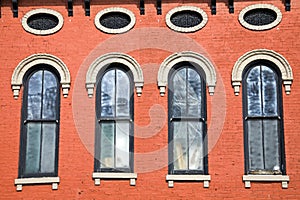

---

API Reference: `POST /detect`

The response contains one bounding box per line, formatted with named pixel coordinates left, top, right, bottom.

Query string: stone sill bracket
left=243, top=175, right=289, bottom=189
left=166, top=174, right=211, bottom=188
left=92, top=172, right=137, bottom=186
left=14, top=177, right=60, bottom=191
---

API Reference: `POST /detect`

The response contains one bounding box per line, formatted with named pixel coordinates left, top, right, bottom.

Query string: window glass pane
left=27, top=71, right=43, bottom=120
left=116, top=122, right=130, bottom=168
left=42, top=71, right=58, bottom=120
left=101, top=70, right=115, bottom=117
left=188, top=122, right=203, bottom=170
left=172, top=68, right=187, bottom=118
left=187, top=68, right=202, bottom=117
left=246, top=66, right=262, bottom=116
left=173, top=121, right=188, bottom=170
left=116, top=69, right=130, bottom=117
left=25, top=122, right=41, bottom=174
left=247, top=119, right=264, bottom=171
left=100, top=122, right=115, bottom=168
left=261, top=66, right=278, bottom=116
left=263, top=119, right=280, bottom=171
left=40, top=123, right=56, bottom=173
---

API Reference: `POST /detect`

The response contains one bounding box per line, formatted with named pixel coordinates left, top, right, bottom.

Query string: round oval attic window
left=166, top=6, right=208, bottom=33
left=95, top=8, right=135, bottom=34
left=239, top=4, right=282, bottom=31
left=22, top=9, right=63, bottom=35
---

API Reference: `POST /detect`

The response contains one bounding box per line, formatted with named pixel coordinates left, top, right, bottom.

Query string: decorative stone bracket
left=232, top=80, right=292, bottom=96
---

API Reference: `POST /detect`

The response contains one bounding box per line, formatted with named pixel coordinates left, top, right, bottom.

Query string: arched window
left=19, top=66, right=60, bottom=178
left=243, top=61, right=285, bottom=175
left=94, top=64, right=134, bottom=172
left=168, top=62, right=207, bottom=175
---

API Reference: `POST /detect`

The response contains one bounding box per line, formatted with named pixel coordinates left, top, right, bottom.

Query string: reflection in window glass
left=95, top=65, right=133, bottom=172
left=244, top=63, right=284, bottom=174
left=19, top=68, right=60, bottom=178
left=169, top=63, right=207, bottom=174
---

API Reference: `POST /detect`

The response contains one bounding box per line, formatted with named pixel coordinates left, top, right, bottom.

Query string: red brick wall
left=0, top=0, right=300, bottom=199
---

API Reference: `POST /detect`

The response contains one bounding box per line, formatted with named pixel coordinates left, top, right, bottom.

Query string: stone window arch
left=11, top=54, right=71, bottom=99
left=231, top=49, right=293, bottom=95
left=158, top=51, right=217, bottom=96
left=85, top=52, right=144, bottom=97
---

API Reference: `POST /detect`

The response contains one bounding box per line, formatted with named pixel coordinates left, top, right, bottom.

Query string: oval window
left=22, top=9, right=63, bottom=35
left=95, top=8, right=135, bottom=34
left=100, top=12, right=131, bottom=29
left=27, top=13, right=59, bottom=30
left=166, top=6, right=208, bottom=33
left=239, top=4, right=282, bottom=31
left=170, top=11, right=203, bottom=28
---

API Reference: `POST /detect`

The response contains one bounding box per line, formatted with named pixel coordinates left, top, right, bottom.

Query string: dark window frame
left=168, top=62, right=208, bottom=175
left=94, top=63, right=134, bottom=173
left=18, top=65, right=60, bottom=178
left=242, top=60, right=286, bottom=175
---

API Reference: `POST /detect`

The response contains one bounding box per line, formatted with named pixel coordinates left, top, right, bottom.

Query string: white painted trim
left=158, top=51, right=217, bottom=96
left=243, top=175, right=289, bottom=189
left=86, top=52, right=144, bottom=97
left=239, top=4, right=282, bottom=31
left=22, top=9, right=64, bottom=35
left=166, top=6, right=208, bottom=33
left=94, top=7, right=136, bottom=34
left=11, top=54, right=71, bottom=99
left=92, top=173, right=137, bottom=186
left=166, top=174, right=211, bottom=188
left=232, top=49, right=293, bottom=95
left=14, top=177, right=60, bottom=191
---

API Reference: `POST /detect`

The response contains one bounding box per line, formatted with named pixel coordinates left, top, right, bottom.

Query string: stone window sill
left=243, top=175, right=289, bottom=189
left=166, top=174, right=211, bottom=188
left=92, top=172, right=137, bottom=186
left=14, top=177, right=60, bottom=191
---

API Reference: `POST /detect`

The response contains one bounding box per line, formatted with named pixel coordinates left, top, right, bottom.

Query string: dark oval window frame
left=166, top=6, right=208, bottom=33
left=22, top=9, right=64, bottom=36
left=239, top=4, right=282, bottom=31
left=94, top=7, right=136, bottom=34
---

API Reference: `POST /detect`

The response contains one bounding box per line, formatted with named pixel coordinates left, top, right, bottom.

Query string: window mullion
left=259, top=65, right=266, bottom=170
left=185, top=67, right=190, bottom=171
left=38, top=70, right=45, bottom=173
left=114, top=68, right=117, bottom=169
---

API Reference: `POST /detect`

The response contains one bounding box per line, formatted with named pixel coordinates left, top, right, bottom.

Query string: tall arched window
left=168, top=62, right=207, bottom=175
left=243, top=61, right=286, bottom=175
left=95, top=64, right=134, bottom=173
left=19, top=65, right=60, bottom=178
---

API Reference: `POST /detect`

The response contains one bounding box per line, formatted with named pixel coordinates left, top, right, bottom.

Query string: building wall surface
left=0, top=0, right=299, bottom=199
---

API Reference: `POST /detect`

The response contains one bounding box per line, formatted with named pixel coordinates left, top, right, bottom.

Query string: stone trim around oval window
left=94, top=7, right=136, bottom=34
left=22, top=9, right=64, bottom=36
left=239, top=4, right=282, bottom=31
left=166, top=6, right=208, bottom=33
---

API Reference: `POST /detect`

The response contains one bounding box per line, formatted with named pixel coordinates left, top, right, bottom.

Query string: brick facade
left=0, top=0, right=299, bottom=199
